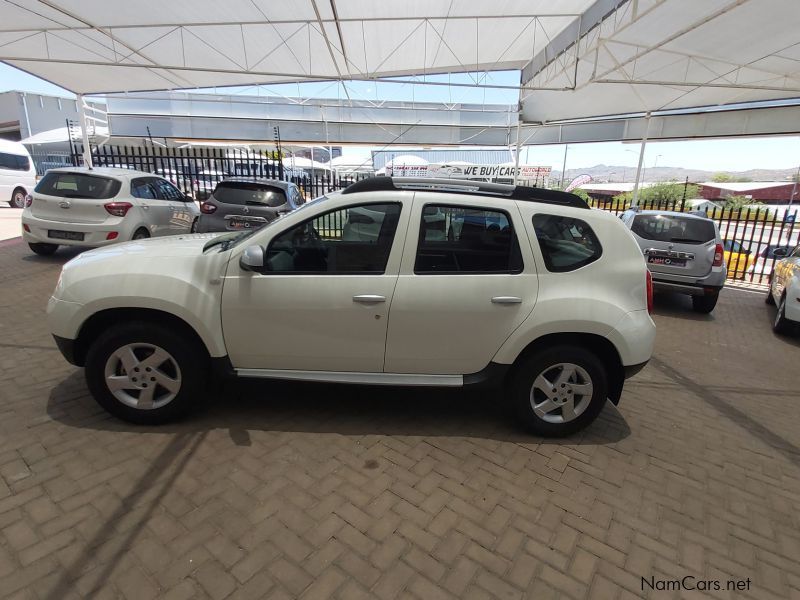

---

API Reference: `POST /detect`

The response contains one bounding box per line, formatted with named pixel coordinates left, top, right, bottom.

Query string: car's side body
left=47, top=178, right=655, bottom=434
left=50, top=186, right=653, bottom=385
left=22, top=167, right=200, bottom=250
left=0, top=139, right=37, bottom=208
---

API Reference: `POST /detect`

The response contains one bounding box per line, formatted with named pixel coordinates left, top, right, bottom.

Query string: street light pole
left=559, top=144, right=569, bottom=189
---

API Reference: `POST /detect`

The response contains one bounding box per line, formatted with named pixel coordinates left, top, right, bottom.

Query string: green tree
left=613, top=181, right=698, bottom=209
left=711, top=172, right=751, bottom=183
left=724, top=195, right=761, bottom=210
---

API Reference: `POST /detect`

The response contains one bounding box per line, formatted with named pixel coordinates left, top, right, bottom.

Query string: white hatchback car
left=766, top=244, right=800, bottom=334
left=47, top=178, right=655, bottom=436
left=22, top=167, right=200, bottom=255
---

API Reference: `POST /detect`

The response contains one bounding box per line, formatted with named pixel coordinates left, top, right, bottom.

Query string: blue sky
left=2, top=63, right=799, bottom=173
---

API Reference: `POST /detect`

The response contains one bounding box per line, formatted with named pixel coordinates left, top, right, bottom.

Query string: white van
left=0, top=139, right=37, bottom=208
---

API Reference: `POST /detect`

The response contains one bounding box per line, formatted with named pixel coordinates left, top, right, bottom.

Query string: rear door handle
left=491, top=296, right=522, bottom=304
left=353, top=295, right=386, bottom=303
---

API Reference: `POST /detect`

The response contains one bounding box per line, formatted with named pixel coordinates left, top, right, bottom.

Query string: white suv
left=22, top=167, right=200, bottom=255
left=47, top=178, right=655, bottom=436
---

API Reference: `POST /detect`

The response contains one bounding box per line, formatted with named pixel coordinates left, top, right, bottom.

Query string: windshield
left=213, top=182, right=287, bottom=207
left=631, top=214, right=715, bottom=245
left=35, top=172, right=121, bottom=199
left=202, top=195, right=330, bottom=253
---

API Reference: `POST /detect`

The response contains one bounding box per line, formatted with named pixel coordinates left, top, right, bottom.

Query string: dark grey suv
left=195, top=179, right=304, bottom=233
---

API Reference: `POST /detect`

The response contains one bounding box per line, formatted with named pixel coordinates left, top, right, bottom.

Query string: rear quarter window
left=532, top=214, right=602, bottom=272
left=35, top=172, right=121, bottom=199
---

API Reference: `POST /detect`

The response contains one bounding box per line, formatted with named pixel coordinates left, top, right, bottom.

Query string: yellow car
left=723, top=239, right=755, bottom=278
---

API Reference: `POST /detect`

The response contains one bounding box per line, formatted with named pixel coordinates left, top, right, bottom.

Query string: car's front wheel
left=85, top=322, right=208, bottom=424
left=511, top=346, right=608, bottom=437
left=692, top=293, right=718, bottom=313
left=28, top=242, right=58, bottom=256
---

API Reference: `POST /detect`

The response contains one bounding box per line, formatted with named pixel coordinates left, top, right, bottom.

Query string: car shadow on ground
left=20, top=246, right=86, bottom=264
left=762, top=303, right=800, bottom=347
left=651, top=291, right=715, bottom=321
left=47, top=370, right=631, bottom=446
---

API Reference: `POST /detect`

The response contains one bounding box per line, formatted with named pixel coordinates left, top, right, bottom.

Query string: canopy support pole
left=513, top=118, right=522, bottom=186
left=77, top=94, right=93, bottom=169
left=631, top=112, right=651, bottom=206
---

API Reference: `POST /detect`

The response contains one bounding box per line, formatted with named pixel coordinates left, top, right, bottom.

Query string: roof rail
left=341, top=177, right=589, bottom=209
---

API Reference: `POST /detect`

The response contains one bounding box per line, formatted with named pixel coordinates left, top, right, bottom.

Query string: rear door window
left=131, top=177, right=158, bottom=199
left=414, top=205, right=523, bottom=274
left=213, top=182, right=287, bottom=208
left=35, top=172, right=121, bottom=199
left=532, top=214, right=602, bottom=272
left=631, top=214, right=715, bottom=245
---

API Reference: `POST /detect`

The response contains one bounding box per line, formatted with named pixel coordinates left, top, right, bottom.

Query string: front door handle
left=491, top=296, right=522, bottom=304
left=353, top=294, right=386, bottom=303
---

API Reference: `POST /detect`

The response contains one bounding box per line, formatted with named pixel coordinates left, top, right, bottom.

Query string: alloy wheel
left=103, top=343, right=182, bottom=409
left=530, top=362, right=594, bottom=424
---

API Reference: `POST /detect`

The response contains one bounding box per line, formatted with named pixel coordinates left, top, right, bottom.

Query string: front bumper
left=53, top=335, right=80, bottom=366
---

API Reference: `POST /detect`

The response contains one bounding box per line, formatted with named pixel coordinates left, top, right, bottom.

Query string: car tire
left=773, top=294, right=793, bottom=335
left=85, top=321, right=209, bottom=424
left=691, top=293, right=718, bottom=313
left=11, top=188, right=26, bottom=208
left=191, top=218, right=198, bottom=233
left=765, top=278, right=775, bottom=305
left=132, top=228, right=150, bottom=240
left=28, top=242, right=58, bottom=256
left=510, top=345, right=608, bottom=437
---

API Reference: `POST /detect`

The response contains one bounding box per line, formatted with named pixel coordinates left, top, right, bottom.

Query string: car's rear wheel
left=85, top=322, right=208, bottom=424
left=511, top=346, right=608, bottom=437
left=132, top=228, right=150, bottom=240
left=691, top=293, right=718, bottom=313
left=773, top=294, right=793, bottom=335
left=11, top=188, right=26, bottom=208
left=191, top=218, right=198, bottom=233
left=28, top=242, right=58, bottom=256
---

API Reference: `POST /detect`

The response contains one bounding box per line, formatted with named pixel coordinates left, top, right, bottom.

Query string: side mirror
left=773, top=247, right=788, bottom=258
left=239, top=245, right=264, bottom=271
left=744, top=249, right=751, bottom=256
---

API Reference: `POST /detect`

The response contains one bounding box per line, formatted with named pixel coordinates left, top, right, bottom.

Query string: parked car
left=0, top=139, right=37, bottom=208
left=765, top=244, right=800, bottom=334
left=193, top=170, right=229, bottom=200
left=621, top=208, right=725, bottom=313
left=22, top=167, right=200, bottom=255
left=723, top=239, right=754, bottom=279
left=47, top=177, right=655, bottom=436
left=195, top=179, right=303, bottom=233
left=748, top=243, right=794, bottom=279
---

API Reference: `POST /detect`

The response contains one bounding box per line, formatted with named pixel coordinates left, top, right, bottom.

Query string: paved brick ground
left=1, top=238, right=799, bottom=599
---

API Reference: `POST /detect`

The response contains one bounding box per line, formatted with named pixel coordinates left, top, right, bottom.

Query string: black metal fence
left=71, top=144, right=369, bottom=201
left=593, top=196, right=799, bottom=286
left=62, top=145, right=798, bottom=286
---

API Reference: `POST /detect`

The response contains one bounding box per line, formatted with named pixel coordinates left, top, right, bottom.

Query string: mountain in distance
left=551, top=164, right=797, bottom=184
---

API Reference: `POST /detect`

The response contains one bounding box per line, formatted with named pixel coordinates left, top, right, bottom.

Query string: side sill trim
left=235, top=369, right=464, bottom=387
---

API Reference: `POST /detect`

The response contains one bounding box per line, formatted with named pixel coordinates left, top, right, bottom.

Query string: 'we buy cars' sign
left=387, top=164, right=551, bottom=180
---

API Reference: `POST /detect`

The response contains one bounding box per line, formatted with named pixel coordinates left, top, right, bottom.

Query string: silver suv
left=195, top=178, right=303, bottom=233
left=621, top=208, right=725, bottom=313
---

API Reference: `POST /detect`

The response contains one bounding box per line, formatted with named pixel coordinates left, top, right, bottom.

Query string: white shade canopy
left=1, top=0, right=798, bottom=127
left=282, top=156, right=330, bottom=170
left=20, top=125, right=109, bottom=144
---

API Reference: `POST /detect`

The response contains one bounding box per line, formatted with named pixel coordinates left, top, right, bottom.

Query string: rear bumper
left=624, top=361, right=649, bottom=379
left=651, top=278, right=723, bottom=296
left=22, top=213, right=129, bottom=247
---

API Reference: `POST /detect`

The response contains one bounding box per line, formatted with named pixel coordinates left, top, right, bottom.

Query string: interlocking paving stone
left=0, top=238, right=799, bottom=598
